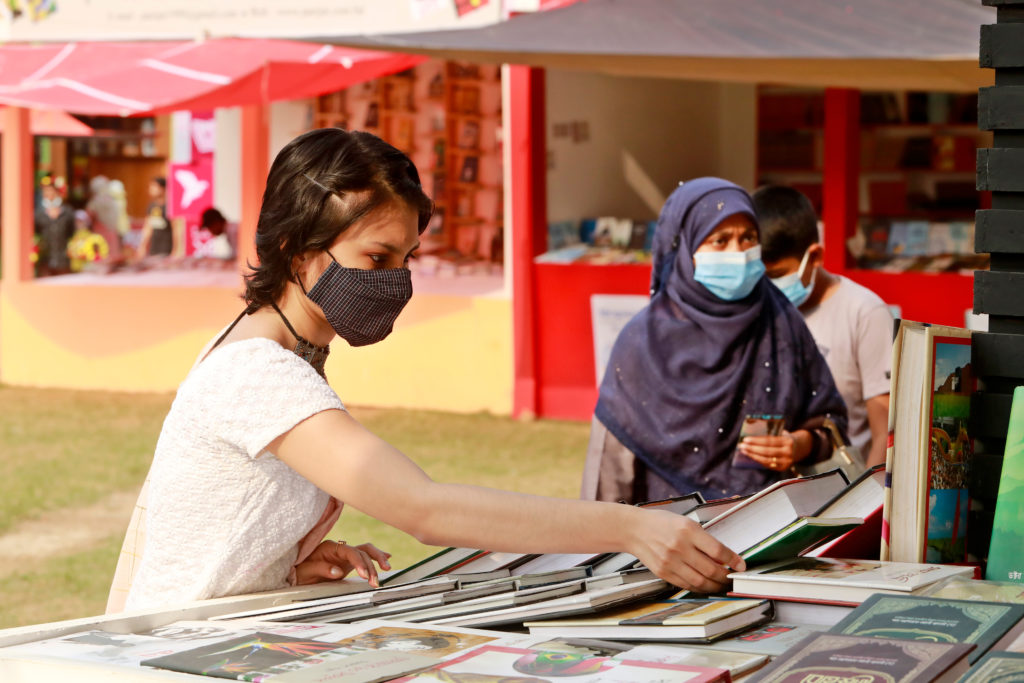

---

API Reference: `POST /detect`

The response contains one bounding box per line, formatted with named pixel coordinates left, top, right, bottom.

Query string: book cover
left=830, top=594, right=1024, bottom=663
left=270, top=651, right=436, bottom=683
left=390, top=644, right=729, bottom=682
left=696, top=623, right=827, bottom=657
left=986, top=386, right=1024, bottom=583
left=740, top=516, right=862, bottom=566
left=752, top=633, right=974, bottom=683
left=903, top=220, right=932, bottom=257
left=924, top=576, right=1024, bottom=603
left=728, top=557, right=975, bottom=604
left=326, top=623, right=498, bottom=660
left=140, top=632, right=347, bottom=680
left=959, top=650, right=1024, bottom=683
left=612, top=644, right=767, bottom=679
left=382, top=547, right=486, bottom=586
left=923, top=329, right=974, bottom=563
left=806, top=505, right=884, bottom=560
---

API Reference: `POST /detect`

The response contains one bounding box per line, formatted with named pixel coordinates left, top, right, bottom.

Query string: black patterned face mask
left=305, top=256, right=413, bottom=347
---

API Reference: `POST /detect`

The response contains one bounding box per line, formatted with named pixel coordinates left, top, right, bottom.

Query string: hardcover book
left=140, top=632, right=348, bottom=680
left=923, top=576, right=1024, bottom=603
left=829, top=594, right=1024, bottom=663
left=728, top=557, right=975, bottom=604
left=752, top=633, right=973, bottom=683
left=882, top=321, right=975, bottom=564
left=614, top=644, right=767, bottom=679
left=986, top=386, right=1024, bottom=584
left=389, top=644, right=729, bottom=683
left=958, top=650, right=1024, bottom=683
left=523, top=598, right=772, bottom=642
left=382, top=547, right=486, bottom=586
left=694, top=623, right=828, bottom=657
left=740, top=516, right=862, bottom=566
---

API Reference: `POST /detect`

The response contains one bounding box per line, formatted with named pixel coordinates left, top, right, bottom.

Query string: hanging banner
left=1, top=0, right=501, bottom=42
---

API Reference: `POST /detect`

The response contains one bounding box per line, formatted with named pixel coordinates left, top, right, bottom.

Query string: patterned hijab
left=594, top=178, right=846, bottom=498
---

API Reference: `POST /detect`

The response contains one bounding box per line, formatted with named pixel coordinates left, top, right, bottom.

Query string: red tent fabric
left=0, top=108, right=93, bottom=136
left=0, top=39, right=424, bottom=116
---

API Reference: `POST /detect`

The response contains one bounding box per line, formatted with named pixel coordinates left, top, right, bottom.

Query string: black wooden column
left=972, top=0, right=1024, bottom=562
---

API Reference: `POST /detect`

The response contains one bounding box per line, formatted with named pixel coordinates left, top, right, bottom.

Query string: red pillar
left=1, top=107, right=34, bottom=283
left=508, top=66, right=547, bottom=418
left=237, top=104, right=269, bottom=276
left=822, top=88, right=860, bottom=274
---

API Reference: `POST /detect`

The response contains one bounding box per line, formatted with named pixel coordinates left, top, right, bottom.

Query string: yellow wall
left=0, top=282, right=512, bottom=415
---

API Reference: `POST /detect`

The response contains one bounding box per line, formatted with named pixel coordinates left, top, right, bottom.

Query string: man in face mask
left=755, top=185, right=893, bottom=468
left=33, top=175, right=76, bottom=276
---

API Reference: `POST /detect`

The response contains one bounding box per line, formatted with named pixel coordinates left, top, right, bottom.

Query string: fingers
left=332, top=543, right=381, bottom=588
left=294, top=560, right=345, bottom=586
left=739, top=434, right=796, bottom=471
left=692, top=533, right=746, bottom=574
left=355, top=543, right=392, bottom=572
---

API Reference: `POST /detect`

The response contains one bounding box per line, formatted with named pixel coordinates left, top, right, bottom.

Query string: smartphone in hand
left=731, top=414, right=784, bottom=470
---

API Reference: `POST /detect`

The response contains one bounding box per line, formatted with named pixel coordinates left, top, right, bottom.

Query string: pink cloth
left=287, top=497, right=344, bottom=585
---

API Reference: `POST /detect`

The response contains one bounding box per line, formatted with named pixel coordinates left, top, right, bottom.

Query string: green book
left=986, top=385, right=1024, bottom=583
left=959, top=650, right=1024, bottom=683
left=829, top=593, right=1024, bottom=664
left=740, top=516, right=861, bottom=566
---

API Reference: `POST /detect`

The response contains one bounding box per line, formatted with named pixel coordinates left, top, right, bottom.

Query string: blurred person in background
left=86, top=175, right=123, bottom=260
left=139, top=176, right=173, bottom=258
left=33, top=174, right=75, bottom=276
left=193, top=207, right=234, bottom=260
left=68, top=209, right=110, bottom=273
left=755, top=185, right=892, bottom=468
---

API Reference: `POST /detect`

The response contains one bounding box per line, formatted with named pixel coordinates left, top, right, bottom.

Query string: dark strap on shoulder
left=210, top=304, right=257, bottom=353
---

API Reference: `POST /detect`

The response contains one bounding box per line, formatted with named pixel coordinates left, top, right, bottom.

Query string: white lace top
left=124, top=338, right=345, bottom=611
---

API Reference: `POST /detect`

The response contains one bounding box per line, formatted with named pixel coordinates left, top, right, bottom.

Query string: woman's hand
left=630, top=509, right=746, bottom=593
left=738, top=429, right=813, bottom=472
left=293, top=540, right=391, bottom=588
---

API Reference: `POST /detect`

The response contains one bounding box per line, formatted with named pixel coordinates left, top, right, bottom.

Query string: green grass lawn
left=0, top=386, right=589, bottom=629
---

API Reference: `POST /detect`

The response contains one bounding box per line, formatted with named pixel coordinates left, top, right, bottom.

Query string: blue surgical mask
left=770, top=248, right=816, bottom=307
left=693, top=245, right=766, bottom=301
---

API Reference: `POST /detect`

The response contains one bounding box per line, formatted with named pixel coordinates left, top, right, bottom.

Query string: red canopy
left=0, top=108, right=93, bottom=136
left=0, top=39, right=424, bottom=116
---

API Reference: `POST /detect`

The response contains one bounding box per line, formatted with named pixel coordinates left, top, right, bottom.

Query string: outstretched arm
left=269, top=409, right=745, bottom=592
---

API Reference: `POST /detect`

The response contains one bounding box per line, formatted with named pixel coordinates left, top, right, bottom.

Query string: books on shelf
left=389, top=644, right=730, bottom=683
left=882, top=321, right=975, bottom=564
left=985, top=385, right=1024, bottom=584
left=523, top=598, right=772, bottom=643
left=829, top=594, right=1024, bottom=664
left=751, top=632, right=974, bottom=683
left=727, top=557, right=975, bottom=605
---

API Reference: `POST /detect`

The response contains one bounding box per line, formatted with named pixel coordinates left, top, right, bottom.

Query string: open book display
left=2, top=470, right=1021, bottom=682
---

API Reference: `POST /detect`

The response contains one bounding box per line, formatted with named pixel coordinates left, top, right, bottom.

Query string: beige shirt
left=802, top=276, right=894, bottom=453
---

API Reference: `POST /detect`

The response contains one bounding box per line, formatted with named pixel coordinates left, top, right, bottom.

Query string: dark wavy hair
left=243, top=128, right=433, bottom=308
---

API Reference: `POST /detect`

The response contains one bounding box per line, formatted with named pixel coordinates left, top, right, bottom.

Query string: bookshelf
left=757, top=87, right=989, bottom=326
left=311, top=61, right=504, bottom=268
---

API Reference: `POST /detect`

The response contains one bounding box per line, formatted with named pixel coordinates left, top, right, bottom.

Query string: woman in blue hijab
left=582, top=178, right=847, bottom=503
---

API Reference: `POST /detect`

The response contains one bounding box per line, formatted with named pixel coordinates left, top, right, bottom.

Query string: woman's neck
left=274, top=283, right=335, bottom=348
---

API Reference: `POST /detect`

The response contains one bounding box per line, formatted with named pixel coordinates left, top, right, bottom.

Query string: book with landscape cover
left=829, top=594, right=1024, bottom=663
left=389, top=644, right=730, bottom=683
left=958, top=650, right=1024, bottom=682
left=523, top=598, right=772, bottom=643
left=751, top=632, right=974, bottom=683
left=883, top=321, right=975, bottom=564
left=728, top=557, right=975, bottom=605
left=986, top=386, right=1024, bottom=584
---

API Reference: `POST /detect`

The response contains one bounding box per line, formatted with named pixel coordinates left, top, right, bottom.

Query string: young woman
left=109, top=130, right=744, bottom=613
left=582, top=178, right=848, bottom=504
